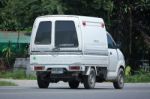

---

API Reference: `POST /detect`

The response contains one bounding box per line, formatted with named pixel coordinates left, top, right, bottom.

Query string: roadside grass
left=0, top=69, right=36, bottom=80
left=125, top=71, right=150, bottom=83
left=0, top=81, right=17, bottom=86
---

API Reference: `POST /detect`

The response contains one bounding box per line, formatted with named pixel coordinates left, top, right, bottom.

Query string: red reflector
left=82, top=21, right=86, bottom=26
left=34, top=66, right=45, bottom=70
left=69, top=66, right=80, bottom=71
left=101, top=23, right=105, bottom=28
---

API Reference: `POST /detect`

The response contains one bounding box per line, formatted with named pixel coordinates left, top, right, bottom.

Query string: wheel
left=37, top=75, right=49, bottom=88
left=68, top=80, right=80, bottom=89
left=113, top=68, right=124, bottom=89
left=37, top=73, right=50, bottom=88
left=84, top=68, right=96, bottom=89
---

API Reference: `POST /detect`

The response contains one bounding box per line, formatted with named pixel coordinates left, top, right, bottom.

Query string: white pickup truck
left=30, top=15, right=125, bottom=89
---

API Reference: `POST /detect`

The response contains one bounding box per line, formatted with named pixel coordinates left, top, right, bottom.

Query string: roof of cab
left=38, top=15, right=99, bottom=18
left=36, top=15, right=104, bottom=23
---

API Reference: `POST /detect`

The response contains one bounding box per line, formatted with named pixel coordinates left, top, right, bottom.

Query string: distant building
left=0, top=31, right=30, bottom=57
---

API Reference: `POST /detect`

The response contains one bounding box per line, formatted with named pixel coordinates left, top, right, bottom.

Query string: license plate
left=51, top=68, right=63, bottom=74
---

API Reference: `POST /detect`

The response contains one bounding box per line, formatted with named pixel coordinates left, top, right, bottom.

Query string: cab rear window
left=35, top=21, right=52, bottom=44
left=55, top=21, right=78, bottom=47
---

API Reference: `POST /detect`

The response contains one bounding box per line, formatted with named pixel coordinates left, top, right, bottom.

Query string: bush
left=0, top=69, right=36, bottom=79
left=0, top=81, right=17, bottom=86
left=125, top=69, right=150, bottom=83
left=125, top=65, right=131, bottom=76
left=1, top=41, right=16, bottom=69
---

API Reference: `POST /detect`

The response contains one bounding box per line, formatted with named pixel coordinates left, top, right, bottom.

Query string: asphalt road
left=0, top=80, right=150, bottom=99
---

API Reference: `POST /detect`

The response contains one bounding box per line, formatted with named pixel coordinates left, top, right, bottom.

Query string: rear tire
left=84, top=68, right=96, bottom=89
left=37, top=72, right=50, bottom=88
left=113, top=68, right=124, bottom=89
left=68, top=80, right=80, bottom=89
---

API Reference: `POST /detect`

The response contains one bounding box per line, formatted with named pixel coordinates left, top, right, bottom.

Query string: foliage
left=0, top=0, right=150, bottom=66
left=0, top=69, right=36, bottom=79
left=125, top=66, right=131, bottom=76
left=24, top=27, right=32, bottom=35
left=2, top=42, right=14, bottom=59
left=125, top=69, right=150, bottom=83
left=0, top=40, right=29, bottom=70
left=2, top=41, right=15, bottom=68
left=0, top=81, right=17, bottom=86
left=0, top=0, right=64, bottom=31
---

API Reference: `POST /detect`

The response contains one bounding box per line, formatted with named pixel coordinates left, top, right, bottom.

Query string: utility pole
left=129, top=4, right=133, bottom=59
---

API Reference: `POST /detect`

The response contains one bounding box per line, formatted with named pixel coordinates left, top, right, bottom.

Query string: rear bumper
left=36, top=71, right=83, bottom=82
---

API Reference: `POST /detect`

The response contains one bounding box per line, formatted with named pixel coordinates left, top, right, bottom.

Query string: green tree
left=0, top=0, right=149, bottom=68
left=0, top=0, right=64, bottom=30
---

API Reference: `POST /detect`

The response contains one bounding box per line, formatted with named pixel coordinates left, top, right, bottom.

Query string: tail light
left=82, top=21, right=86, bottom=26
left=69, top=66, right=81, bottom=71
left=101, top=23, right=105, bottom=28
left=34, top=66, right=45, bottom=71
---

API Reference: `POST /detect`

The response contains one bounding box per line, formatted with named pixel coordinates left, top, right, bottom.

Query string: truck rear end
left=30, top=15, right=87, bottom=88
